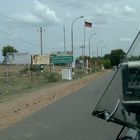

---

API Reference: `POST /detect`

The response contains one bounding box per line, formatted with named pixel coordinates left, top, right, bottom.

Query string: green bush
left=92, top=67, right=100, bottom=73
left=43, top=72, right=61, bottom=82
left=19, top=66, right=29, bottom=74
left=30, top=65, right=39, bottom=72
left=102, top=59, right=112, bottom=69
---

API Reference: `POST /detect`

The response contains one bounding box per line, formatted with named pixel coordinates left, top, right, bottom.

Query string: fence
left=0, top=63, right=99, bottom=97
left=0, top=65, right=62, bottom=96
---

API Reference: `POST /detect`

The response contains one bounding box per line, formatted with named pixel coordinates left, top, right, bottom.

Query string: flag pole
left=83, top=19, right=86, bottom=74
left=84, top=19, right=86, bottom=57
left=84, top=21, right=92, bottom=57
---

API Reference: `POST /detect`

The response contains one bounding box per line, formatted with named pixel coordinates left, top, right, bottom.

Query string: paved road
left=0, top=72, right=122, bottom=140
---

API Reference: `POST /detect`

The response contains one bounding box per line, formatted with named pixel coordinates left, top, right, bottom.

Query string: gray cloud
left=10, top=0, right=62, bottom=27
left=93, top=17, right=110, bottom=26
left=53, top=0, right=125, bottom=9
left=120, top=37, right=131, bottom=43
left=93, top=4, right=138, bottom=26
left=94, top=4, right=120, bottom=18
left=123, top=5, right=135, bottom=15
left=52, top=0, right=98, bottom=9
left=121, top=5, right=138, bottom=23
left=10, top=13, right=41, bottom=25
left=87, top=4, right=120, bottom=27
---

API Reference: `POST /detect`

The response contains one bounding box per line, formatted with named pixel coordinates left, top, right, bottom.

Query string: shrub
left=43, top=72, right=61, bottom=82
left=30, top=65, right=39, bottom=72
left=102, top=59, right=112, bottom=69
left=19, top=66, right=29, bottom=74
left=92, top=67, right=100, bottom=73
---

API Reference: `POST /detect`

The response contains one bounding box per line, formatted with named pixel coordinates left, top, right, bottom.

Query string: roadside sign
left=32, top=54, right=50, bottom=65
left=50, top=56, right=73, bottom=64
left=62, top=69, right=72, bottom=80
left=50, top=51, right=72, bottom=56
left=6, top=52, right=31, bottom=65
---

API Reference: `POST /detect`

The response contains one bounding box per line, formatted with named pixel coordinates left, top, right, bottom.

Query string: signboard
left=50, top=56, right=73, bottom=64
left=51, top=51, right=72, bottom=56
left=32, top=54, right=50, bottom=65
left=62, top=69, right=72, bottom=80
left=7, top=53, right=31, bottom=64
left=6, top=53, right=14, bottom=64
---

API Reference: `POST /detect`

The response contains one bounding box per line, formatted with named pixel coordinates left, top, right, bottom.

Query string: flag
left=85, top=21, right=92, bottom=27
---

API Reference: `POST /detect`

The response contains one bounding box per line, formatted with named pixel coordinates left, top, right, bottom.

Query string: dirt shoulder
left=0, top=70, right=111, bottom=130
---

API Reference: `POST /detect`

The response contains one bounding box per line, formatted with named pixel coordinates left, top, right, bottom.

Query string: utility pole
left=38, top=27, right=45, bottom=55
left=40, top=27, right=43, bottom=55
left=63, top=25, right=66, bottom=52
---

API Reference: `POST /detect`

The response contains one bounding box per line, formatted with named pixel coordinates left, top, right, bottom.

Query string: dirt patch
left=0, top=70, right=110, bottom=130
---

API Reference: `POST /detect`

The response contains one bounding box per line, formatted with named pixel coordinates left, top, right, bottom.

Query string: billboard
left=6, top=53, right=14, bottom=64
left=50, top=51, right=73, bottom=64
left=51, top=51, right=72, bottom=56
left=50, top=56, right=73, bottom=64
left=7, top=53, right=31, bottom=64
left=32, top=54, right=50, bottom=65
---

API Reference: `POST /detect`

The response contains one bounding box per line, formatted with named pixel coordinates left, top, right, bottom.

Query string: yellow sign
left=32, top=54, right=50, bottom=65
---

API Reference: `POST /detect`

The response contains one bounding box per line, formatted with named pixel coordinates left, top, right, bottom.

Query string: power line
left=0, top=14, right=37, bottom=28
left=46, top=30, right=63, bottom=41
left=0, top=14, right=63, bottom=42
left=0, top=30, right=40, bottom=48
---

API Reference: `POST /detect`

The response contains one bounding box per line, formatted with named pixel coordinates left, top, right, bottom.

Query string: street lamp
left=79, top=44, right=85, bottom=58
left=71, top=16, right=84, bottom=62
left=97, top=40, right=103, bottom=57
left=101, top=46, right=105, bottom=57
left=88, top=33, right=96, bottom=57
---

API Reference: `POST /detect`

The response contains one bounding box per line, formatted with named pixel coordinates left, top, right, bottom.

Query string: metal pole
left=79, top=44, right=85, bottom=73
left=101, top=47, right=102, bottom=57
left=97, top=46, right=98, bottom=58
left=97, top=40, right=103, bottom=57
left=88, top=35, right=91, bottom=71
left=84, top=20, right=86, bottom=57
left=40, top=27, right=43, bottom=55
left=92, top=51, right=94, bottom=57
left=79, top=44, right=85, bottom=58
left=88, top=33, right=96, bottom=57
left=71, top=16, right=84, bottom=62
left=38, top=27, right=46, bottom=55
left=101, top=46, right=105, bottom=57
left=63, top=25, right=66, bottom=52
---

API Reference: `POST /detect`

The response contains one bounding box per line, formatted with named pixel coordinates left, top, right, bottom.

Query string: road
left=0, top=72, right=122, bottom=140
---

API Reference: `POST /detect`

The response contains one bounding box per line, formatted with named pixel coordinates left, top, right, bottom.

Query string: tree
left=102, top=59, right=112, bottom=69
left=110, top=49, right=126, bottom=68
left=103, top=54, right=110, bottom=60
left=2, top=45, right=18, bottom=58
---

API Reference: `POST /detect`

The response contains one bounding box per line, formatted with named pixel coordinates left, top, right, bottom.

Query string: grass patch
left=0, top=65, right=102, bottom=102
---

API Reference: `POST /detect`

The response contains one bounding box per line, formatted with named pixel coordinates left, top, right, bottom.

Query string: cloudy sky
left=0, top=0, right=140, bottom=60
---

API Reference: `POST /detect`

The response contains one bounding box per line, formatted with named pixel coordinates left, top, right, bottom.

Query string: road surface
left=0, top=72, right=121, bottom=140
